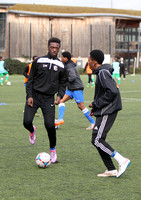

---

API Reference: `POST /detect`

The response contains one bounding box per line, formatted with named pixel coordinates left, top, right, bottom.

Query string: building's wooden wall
left=5, top=13, right=115, bottom=58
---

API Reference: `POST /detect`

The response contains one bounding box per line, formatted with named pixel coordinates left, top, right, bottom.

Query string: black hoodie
left=91, top=64, right=122, bottom=116
left=64, top=60, right=84, bottom=91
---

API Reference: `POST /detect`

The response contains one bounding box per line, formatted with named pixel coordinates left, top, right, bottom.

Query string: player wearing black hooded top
left=88, top=49, right=130, bottom=178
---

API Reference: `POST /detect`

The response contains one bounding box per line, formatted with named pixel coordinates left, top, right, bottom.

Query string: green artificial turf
left=0, top=74, right=140, bottom=200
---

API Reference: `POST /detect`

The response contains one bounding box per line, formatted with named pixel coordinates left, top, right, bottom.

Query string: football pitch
left=0, top=74, right=141, bottom=200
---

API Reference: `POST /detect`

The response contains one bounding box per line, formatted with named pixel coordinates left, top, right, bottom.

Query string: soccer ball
left=35, top=152, right=51, bottom=168
left=6, top=81, right=11, bottom=86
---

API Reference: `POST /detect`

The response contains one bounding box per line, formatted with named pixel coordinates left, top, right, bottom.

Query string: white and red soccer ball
left=35, top=152, right=51, bottom=168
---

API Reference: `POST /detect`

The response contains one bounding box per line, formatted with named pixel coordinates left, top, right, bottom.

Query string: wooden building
left=0, top=3, right=15, bottom=56
left=0, top=3, right=141, bottom=67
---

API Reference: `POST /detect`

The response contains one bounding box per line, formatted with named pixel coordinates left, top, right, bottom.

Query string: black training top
left=26, top=53, right=67, bottom=99
left=91, top=64, right=122, bottom=116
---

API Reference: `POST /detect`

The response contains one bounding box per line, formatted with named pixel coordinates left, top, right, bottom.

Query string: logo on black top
left=54, top=66, right=58, bottom=71
left=43, top=64, right=47, bottom=68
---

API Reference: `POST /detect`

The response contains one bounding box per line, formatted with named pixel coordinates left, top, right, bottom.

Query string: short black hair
left=62, top=51, right=71, bottom=60
left=33, top=56, right=37, bottom=60
left=48, top=37, right=61, bottom=46
left=90, top=49, right=104, bottom=64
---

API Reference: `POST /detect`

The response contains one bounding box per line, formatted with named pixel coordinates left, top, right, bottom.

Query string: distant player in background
left=119, top=57, right=126, bottom=80
left=55, top=51, right=95, bottom=130
left=0, top=56, right=9, bottom=86
left=23, top=56, right=38, bottom=87
left=83, top=62, right=95, bottom=87
left=23, top=56, right=40, bottom=117
left=112, top=57, right=120, bottom=87
left=71, top=54, right=77, bottom=65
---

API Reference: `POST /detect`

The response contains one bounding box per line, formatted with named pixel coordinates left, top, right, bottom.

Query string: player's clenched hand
left=27, top=97, right=33, bottom=107
left=89, top=110, right=94, bottom=116
left=54, top=96, right=61, bottom=105
left=88, top=103, right=92, bottom=108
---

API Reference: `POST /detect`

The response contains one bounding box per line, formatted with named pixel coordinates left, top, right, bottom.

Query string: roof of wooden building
left=8, top=4, right=141, bottom=16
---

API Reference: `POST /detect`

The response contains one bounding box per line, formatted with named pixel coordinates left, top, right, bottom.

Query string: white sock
left=114, top=152, right=126, bottom=165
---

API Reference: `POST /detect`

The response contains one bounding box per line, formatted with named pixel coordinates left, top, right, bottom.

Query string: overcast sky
left=1, top=0, right=141, bottom=11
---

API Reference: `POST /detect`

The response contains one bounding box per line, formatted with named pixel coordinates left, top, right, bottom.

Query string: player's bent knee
left=77, top=103, right=84, bottom=110
left=91, top=135, right=96, bottom=146
left=91, top=132, right=100, bottom=147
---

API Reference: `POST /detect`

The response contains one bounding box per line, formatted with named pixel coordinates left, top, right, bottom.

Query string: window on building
left=116, top=27, right=138, bottom=50
left=0, top=13, right=7, bottom=52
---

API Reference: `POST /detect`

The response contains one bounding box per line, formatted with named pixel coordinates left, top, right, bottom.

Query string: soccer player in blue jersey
left=55, top=51, right=95, bottom=130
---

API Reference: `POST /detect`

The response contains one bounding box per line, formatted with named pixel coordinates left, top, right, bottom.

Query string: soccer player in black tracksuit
left=119, top=57, right=126, bottom=79
left=88, top=50, right=130, bottom=178
left=23, top=37, right=67, bottom=163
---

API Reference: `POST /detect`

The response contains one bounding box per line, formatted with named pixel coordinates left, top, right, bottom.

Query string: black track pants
left=23, top=92, right=56, bottom=148
left=88, top=74, right=92, bottom=83
left=92, top=112, right=118, bottom=170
